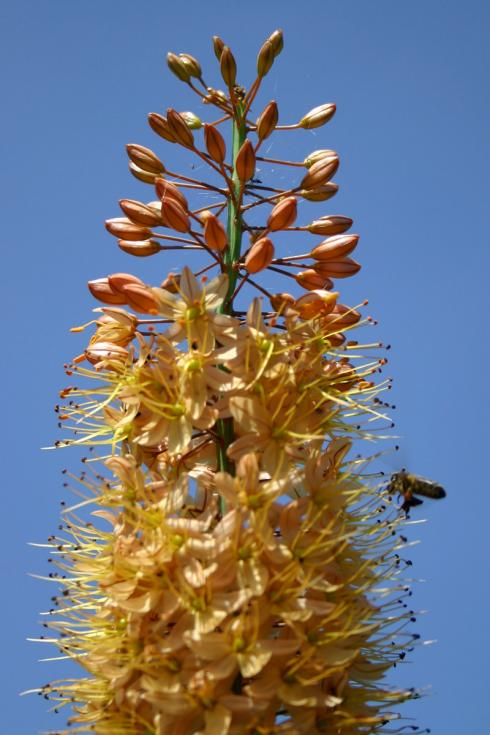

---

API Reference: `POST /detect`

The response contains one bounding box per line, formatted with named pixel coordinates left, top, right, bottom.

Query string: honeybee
left=388, top=469, right=446, bottom=513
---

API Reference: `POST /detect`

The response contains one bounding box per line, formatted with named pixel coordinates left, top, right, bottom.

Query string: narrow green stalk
left=216, top=103, right=247, bottom=486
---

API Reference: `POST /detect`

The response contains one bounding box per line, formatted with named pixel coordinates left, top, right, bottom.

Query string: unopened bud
left=167, top=52, right=192, bottom=82
left=179, top=53, right=202, bottom=78
left=212, top=36, right=225, bottom=61
left=108, top=273, right=144, bottom=295
left=126, top=144, right=165, bottom=174
left=300, top=103, right=336, bottom=130
left=129, top=163, right=159, bottom=184
left=118, top=239, right=161, bottom=257
left=105, top=218, right=152, bottom=241
left=301, top=183, right=339, bottom=202
left=303, top=149, right=337, bottom=168
left=88, top=278, right=126, bottom=305
left=204, top=124, right=226, bottom=163
left=220, top=46, right=237, bottom=87
left=295, top=270, right=333, bottom=291
left=204, top=87, right=228, bottom=105
left=310, top=233, right=358, bottom=259
left=313, top=257, right=361, bottom=279
left=307, top=217, right=354, bottom=237
left=119, top=199, right=162, bottom=227
left=244, top=236, right=274, bottom=273
left=204, top=214, right=228, bottom=252
left=257, top=40, right=275, bottom=78
left=270, top=292, right=295, bottom=312
left=267, top=196, right=297, bottom=231
left=160, top=273, right=181, bottom=293
left=179, top=111, right=202, bottom=130
left=235, top=139, right=256, bottom=182
left=85, top=342, right=129, bottom=366
left=166, top=109, right=194, bottom=148
left=148, top=113, right=177, bottom=143
left=300, top=155, right=339, bottom=189
left=294, top=289, right=338, bottom=319
left=256, top=101, right=278, bottom=141
left=161, top=198, right=191, bottom=233
left=122, top=284, right=159, bottom=314
left=327, top=303, right=362, bottom=327
left=155, top=178, right=188, bottom=210
left=268, top=29, right=284, bottom=57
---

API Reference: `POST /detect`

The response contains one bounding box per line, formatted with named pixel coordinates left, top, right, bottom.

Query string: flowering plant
left=32, top=31, right=426, bottom=735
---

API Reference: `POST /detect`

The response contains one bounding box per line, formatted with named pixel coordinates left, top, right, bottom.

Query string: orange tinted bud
left=310, top=234, right=358, bottom=260
left=178, top=53, right=202, bottom=79
left=148, top=113, right=178, bottom=143
left=327, top=303, right=362, bottom=327
left=300, top=103, right=336, bottom=130
left=307, top=217, right=354, bottom=237
left=256, top=101, right=278, bottom=141
left=122, top=284, right=159, bottom=314
left=257, top=40, right=275, bottom=77
left=88, top=278, right=126, bottom=305
left=268, top=29, right=284, bottom=57
left=270, top=292, right=295, bottom=312
left=204, top=124, right=226, bottom=163
left=303, top=149, right=337, bottom=168
left=244, top=236, right=274, bottom=273
left=301, top=183, right=339, bottom=202
left=155, top=178, right=188, bottom=210
left=160, top=273, right=181, bottom=293
left=166, top=52, right=192, bottom=82
left=129, top=163, right=159, bottom=184
left=212, top=36, right=225, bottom=61
left=108, top=273, right=144, bottom=295
left=313, top=257, right=361, bottom=279
left=301, top=155, right=339, bottom=189
left=105, top=218, right=152, bottom=241
left=235, top=139, right=256, bottom=182
left=166, top=108, right=194, bottom=148
left=126, top=144, right=165, bottom=174
left=204, top=214, right=228, bottom=252
left=294, top=289, right=338, bottom=319
left=118, top=239, right=161, bottom=257
left=85, top=342, right=129, bottom=365
left=161, top=198, right=191, bottom=233
left=220, top=46, right=237, bottom=87
left=267, top=196, right=297, bottom=231
left=119, top=199, right=161, bottom=227
left=295, top=270, right=334, bottom=291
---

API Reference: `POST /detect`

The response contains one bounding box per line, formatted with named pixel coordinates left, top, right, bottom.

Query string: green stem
left=216, top=103, right=247, bottom=492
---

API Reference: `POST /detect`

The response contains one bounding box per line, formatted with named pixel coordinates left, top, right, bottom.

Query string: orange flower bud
left=300, top=155, right=339, bottom=189
left=160, top=273, right=181, bottom=293
left=166, top=52, right=192, bottom=82
left=220, top=46, right=237, bottom=87
left=105, top=218, right=152, bottom=241
left=122, top=284, right=159, bottom=314
left=87, top=278, right=126, bottom=305
left=244, top=236, right=274, bottom=273
left=326, top=303, right=362, bottom=327
left=179, top=53, right=202, bottom=79
left=301, top=183, right=339, bottom=202
left=108, top=272, right=144, bottom=295
left=166, top=108, right=194, bottom=148
left=161, top=198, right=191, bottom=233
left=85, top=342, right=129, bottom=366
left=204, top=124, right=226, bottom=163
left=118, top=239, right=161, bottom=257
left=155, top=178, right=188, bottom=210
left=307, top=217, right=354, bottom=237
left=295, top=270, right=333, bottom=291
left=268, top=29, right=284, bottom=57
left=256, top=101, right=278, bottom=141
left=235, top=139, right=256, bottom=182
left=313, top=257, right=361, bottom=279
left=178, top=111, right=202, bottom=130
left=212, top=36, right=225, bottom=61
left=204, top=214, right=228, bottom=252
left=267, top=196, right=297, bottom=231
left=257, top=40, right=275, bottom=78
left=300, top=103, right=336, bottom=130
left=310, top=234, right=358, bottom=260
left=294, top=289, right=338, bottom=319
left=270, top=292, right=295, bottom=312
left=126, top=144, right=165, bottom=174
left=119, top=200, right=162, bottom=228
left=148, top=113, right=177, bottom=143
left=129, top=163, right=159, bottom=184
left=303, top=149, right=337, bottom=168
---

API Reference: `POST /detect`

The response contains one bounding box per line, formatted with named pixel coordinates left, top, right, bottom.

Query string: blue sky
left=2, top=1, right=489, bottom=732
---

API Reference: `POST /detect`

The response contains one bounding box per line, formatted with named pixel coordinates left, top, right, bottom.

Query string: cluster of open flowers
left=33, top=30, right=422, bottom=735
